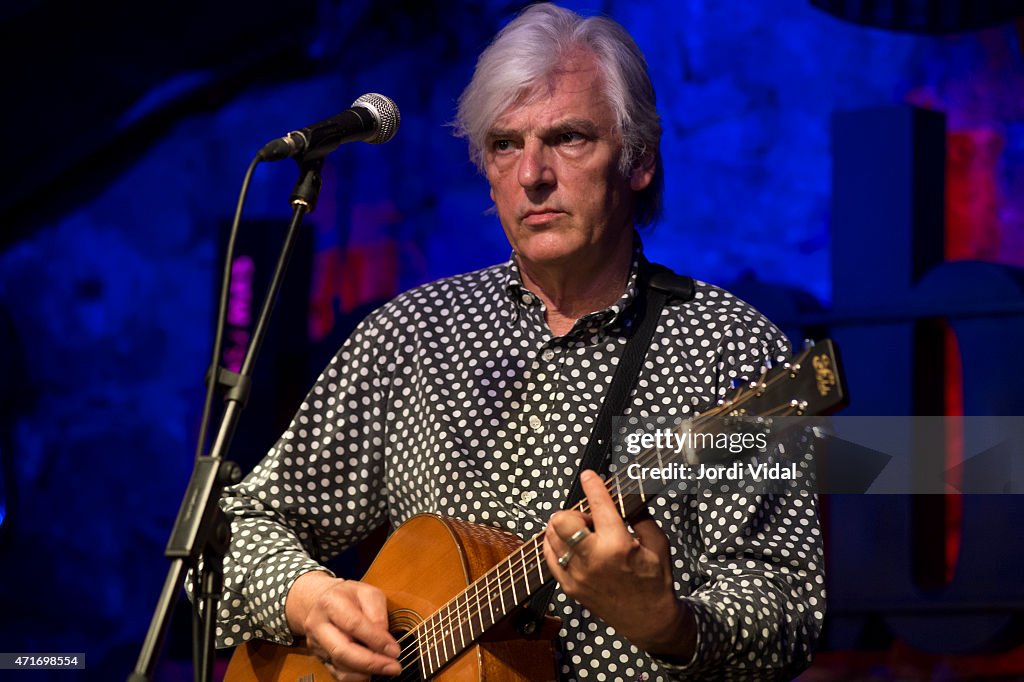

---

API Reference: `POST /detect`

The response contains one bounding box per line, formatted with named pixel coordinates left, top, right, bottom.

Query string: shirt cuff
left=648, top=597, right=709, bottom=675
left=242, top=552, right=336, bottom=645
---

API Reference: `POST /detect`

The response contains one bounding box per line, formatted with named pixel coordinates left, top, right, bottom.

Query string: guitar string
left=391, top=354, right=818, bottom=672
left=391, top=534, right=546, bottom=674
left=400, top=390, right=808, bottom=673
left=397, top=385, right=809, bottom=673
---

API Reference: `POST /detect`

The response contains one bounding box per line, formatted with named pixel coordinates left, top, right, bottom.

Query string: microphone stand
left=129, top=157, right=325, bottom=682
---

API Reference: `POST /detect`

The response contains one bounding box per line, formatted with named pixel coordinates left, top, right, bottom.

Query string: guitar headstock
left=717, top=339, right=848, bottom=418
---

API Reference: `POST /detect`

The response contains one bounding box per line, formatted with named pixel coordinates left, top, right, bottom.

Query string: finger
left=545, top=522, right=569, bottom=559
left=580, top=470, right=631, bottom=541
left=548, top=509, right=590, bottom=538
left=542, top=534, right=577, bottom=589
left=547, top=512, right=594, bottom=562
left=311, top=584, right=396, bottom=659
left=323, top=586, right=397, bottom=659
left=327, top=608, right=401, bottom=672
left=318, top=629, right=401, bottom=679
left=310, top=604, right=399, bottom=677
left=632, top=517, right=670, bottom=558
left=354, top=586, right=399, bottom=657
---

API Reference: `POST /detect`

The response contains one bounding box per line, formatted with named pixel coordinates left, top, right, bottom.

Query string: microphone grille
left=352, top=93, right=400, bottom=144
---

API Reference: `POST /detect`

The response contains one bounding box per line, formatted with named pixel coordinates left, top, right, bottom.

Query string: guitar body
left=225, top=514, right=558, bottom=681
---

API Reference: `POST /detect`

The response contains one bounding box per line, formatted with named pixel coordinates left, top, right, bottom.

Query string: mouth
left=521, top=209, right=564, bottom=226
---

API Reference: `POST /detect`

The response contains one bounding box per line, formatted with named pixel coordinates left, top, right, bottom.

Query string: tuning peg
left=729, top=378, right=740, bottom=390
left=764, top=358, right=774, bottom=370
left=803, top=338, right=816, bottom=350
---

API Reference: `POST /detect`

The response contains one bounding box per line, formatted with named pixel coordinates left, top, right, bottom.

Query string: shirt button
left=541, top=348, right=555, bottom=362
left=521, top=293, right=534, bottom=305
left=520, top=491, right=538, bottom=505
left=529, top=415, right=543, bottom=432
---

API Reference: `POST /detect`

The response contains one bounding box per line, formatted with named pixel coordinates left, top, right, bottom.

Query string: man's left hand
left=543, top=469, right=696, bottom=660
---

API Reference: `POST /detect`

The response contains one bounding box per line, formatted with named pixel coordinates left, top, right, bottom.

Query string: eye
left=491, top=139, right=515, bottom=153
left=557, top=131, right=587, bottom=145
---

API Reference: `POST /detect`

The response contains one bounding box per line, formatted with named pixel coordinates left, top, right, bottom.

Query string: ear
left=629, top=149, right=656, bottom=191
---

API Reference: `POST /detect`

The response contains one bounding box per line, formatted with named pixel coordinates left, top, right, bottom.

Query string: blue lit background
left=1, top=1, right=1022, bottom=679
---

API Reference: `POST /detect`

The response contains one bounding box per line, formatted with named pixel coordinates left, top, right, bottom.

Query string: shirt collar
left=501, top=232, right=645, bottom=333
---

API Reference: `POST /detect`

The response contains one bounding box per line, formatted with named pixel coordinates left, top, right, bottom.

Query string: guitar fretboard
left=414, top=534, right=548, bottom=677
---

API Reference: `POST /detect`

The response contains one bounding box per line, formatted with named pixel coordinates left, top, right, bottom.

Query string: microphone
left=257, top=93, right=400, bottom=162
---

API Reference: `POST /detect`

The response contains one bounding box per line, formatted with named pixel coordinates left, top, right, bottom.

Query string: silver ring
left=566, top=528, right=590, bottom=548
left=557, top=550, right=573, bottom=568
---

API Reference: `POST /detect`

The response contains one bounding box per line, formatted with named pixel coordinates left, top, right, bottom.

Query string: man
left=213, top=3, right=824, bottom=680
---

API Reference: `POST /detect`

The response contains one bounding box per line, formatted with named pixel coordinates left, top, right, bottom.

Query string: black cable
left=194, top=156, right=261, bottom=460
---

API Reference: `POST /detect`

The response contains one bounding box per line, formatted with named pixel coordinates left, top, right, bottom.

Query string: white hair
left=454, top=3, right=664, bottom=226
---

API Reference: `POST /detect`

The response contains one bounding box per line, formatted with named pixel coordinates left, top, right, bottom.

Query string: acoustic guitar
left=225, top=340, right=847, bottom=681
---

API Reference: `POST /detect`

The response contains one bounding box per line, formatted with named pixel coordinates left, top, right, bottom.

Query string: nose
left=517, top=139, right=555, bottom=191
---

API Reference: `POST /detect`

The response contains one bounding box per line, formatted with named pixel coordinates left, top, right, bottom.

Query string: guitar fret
left=480, top=573, right=491, bottom=628
left=638, top=461, right=647, bottom=504
left=455, top=596, right=466, bottom=652
left=462, top=592, right=472, bottom=643
left=439, top=605, right=450, bottom=667
left=446, top=602, right=454, bottom=659
left=503, top=585, right=517, bottom=615
left=432, top=622, right=440, bottom=675
left=450, top=595, right=461, bottom=654
left=519, top=546, right=532, bottom=595
left=422, top=619, right=436, bottom=677
left=489, top=573, right=498, bottom=625
left=433, top=613, right=443, bottom=675
left=451, top=603, right=460, bottom=658
left=416, top=623, right=429, bottom=679
left=474, top=578, right=486, bottom=635
left=519, top=547, right=532, bottom=597
left=509, top=560, right=519, bottom=604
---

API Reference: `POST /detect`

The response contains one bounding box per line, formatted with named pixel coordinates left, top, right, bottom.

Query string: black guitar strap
left=517, top=260, right=695, bottom=636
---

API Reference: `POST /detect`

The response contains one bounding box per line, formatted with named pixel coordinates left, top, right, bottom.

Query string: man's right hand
left=285, top=571, right=401, bottom=681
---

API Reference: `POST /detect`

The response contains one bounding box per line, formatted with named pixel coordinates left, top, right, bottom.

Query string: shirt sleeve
left=655, top=320, right=826, bottom=680
left=658, top=491, right=825, bottom=680
left=203, top=307, right=396, bottom=649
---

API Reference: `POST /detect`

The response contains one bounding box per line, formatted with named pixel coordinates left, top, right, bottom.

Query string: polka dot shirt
left=214, top=249, right=825, bottom=680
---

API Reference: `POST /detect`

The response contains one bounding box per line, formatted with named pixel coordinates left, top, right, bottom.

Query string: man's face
left=484, top=52, right=655, bottom=272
